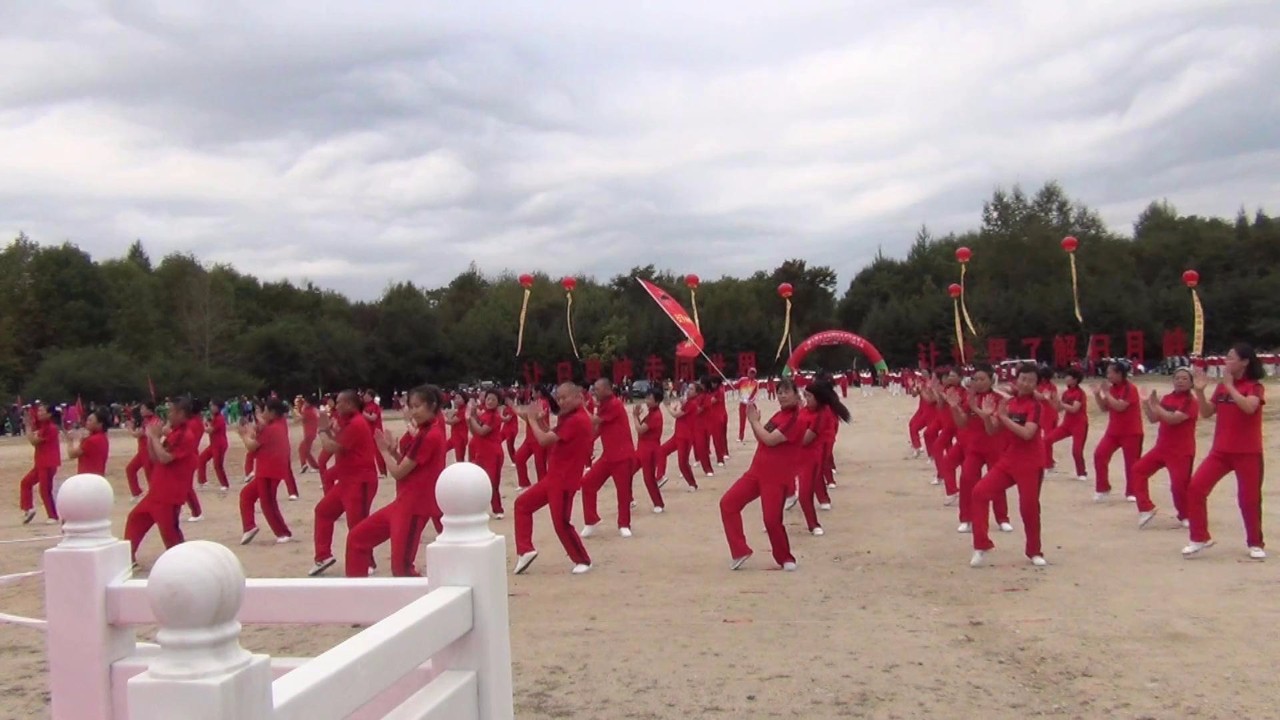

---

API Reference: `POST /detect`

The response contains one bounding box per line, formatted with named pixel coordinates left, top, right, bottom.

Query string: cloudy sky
left=2, top=1, right=1277, bottom=300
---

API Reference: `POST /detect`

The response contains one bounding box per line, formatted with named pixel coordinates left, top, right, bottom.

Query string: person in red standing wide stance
left=580, top=378, right=638, bottom=538
left=1129, top=368, right=1198, bottom=529
left=19, top=401, right=61, bottom=525
left=950, top=364, right=1011, bottom=535
left=708, top=376, right=730, bottom=465
left=689, top=379, right=715, bottom=477
left=907, top=372, right=934, bottom=459
left=198, top=399, right=231, bottom=492
left=501, top=399, right=520, bottom=467
left=795, top=381, right=850, bottom=536
left=445, top=393, right=469, bottom=463
left=969, top=363, right=1048, bottom=569
left=467, top=389, right=506, bottom=518
left=658, top=384, right=699, bottom=491
left=1035, top=366, right=1061, bottom=472
left=632, top=387, right=666, bottom=514
left=1183, top=344, right=1267, bottom=560
left=719, top=378, right=807, bottom=571
left=736, top=368, right=760, bottom=444
left=124, top=402, right=159, bottom=502
left=512, top=383, right=594, bottom=575
left=346, top=384, right=448, bottom=577
left=182, top=399, right=206, bottom=523
left=363, top=389, right=389, bottom=477
left=513, top=388, right=551, bottom=489
left=237, top=398, right=294, bottom=546
left=309, top=390, right=380, bottom=576
left=298, top=396, right=321, bottom=474
left=125, top=398, right=198, bottom=566
left=1092, top=361, right=1144, bottom=503
left=1044, top=368, right=1090, bottom=482
left=65, top=407, right=110, bottom=476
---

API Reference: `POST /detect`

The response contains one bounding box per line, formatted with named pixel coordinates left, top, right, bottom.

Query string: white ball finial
left=146, top=542, right=251, bottom=680
left=55, top=473, right=114, bottom=546
left=435, top=462, right=496, bottom=544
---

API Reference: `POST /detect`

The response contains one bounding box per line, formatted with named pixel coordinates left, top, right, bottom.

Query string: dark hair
left=971, top=363, right=994, bottom=379
left=1037, top=364, right=1053, bottom=381
left=410, top=384, right=446, bottom=411
left=777, top=378, right=798, bottom=394
left=1106, top=360, right=1130, bottom=379
left=1015, top=362, right=1039, bottom=379
left=644, top=387, right=665, bottom=404
left=1231, top=342, right=1265, bottom=381
left=1065, top=367, right=1084, bottom=383
left=264, top=398, right=289, bottom=417
left=170, top=397, right=194, bottom=420
left=806, top=380, right=852, bottom=423
left=538, top=385, right=560, bottom=415
left=483, top=388, right=502, bottom=404
left=89, top=406, right=111, bottom=429
left=209, top=398, right=224, bottom=411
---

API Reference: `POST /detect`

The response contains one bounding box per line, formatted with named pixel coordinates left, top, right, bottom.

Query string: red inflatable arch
left=784, top=330, right=889, bottom=375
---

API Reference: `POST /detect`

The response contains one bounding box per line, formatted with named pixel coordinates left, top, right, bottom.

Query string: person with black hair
left=813, top=376, right=847, bottom=492
left=691, top=379, right=715, bottom=477
left=907, top=372, right=934, bottom=459
left=949, top=364, right=1012, bottom=535
left=1044, top=369, right=1089, bottom=482
left=707, top=376, right=730, bottom=466
left=363, top=390, right=389, bottom=478
left=1034, top=365, right=1061, bottom=471
left=125, top=398, right=197, bottom=565
left=18, top=401, right=61, bottom=525
left=1183, top=343, right=1268, bottom=559
left=237, top=398, right=294, bottom=546
left=581, top=378, right=639, bottom=538
left=658, top=384, right=701, bottom=491
left=65, top=406, right=110, bottom=476
left=444, top=392, right=469, bottom=463
left=467, top=389, right=506, bottom=518
left=795, top=381, right=850, bottom=535
left=299, top=396, right=321, bottom=474
left=123, top=402, right=160, bottom=502
left=513, top=390, right=552, bottom=490
left=1092, top=361, right=1145, bottom=502
left=181, top=397, right=206, bottom=523
left=310, top=389, right=380, bottom=577
left=1130, top=368, right=1198, bottom=529
left=632, top=386, right=667, bottom=513
left=198, top=399, right=231, bottom=492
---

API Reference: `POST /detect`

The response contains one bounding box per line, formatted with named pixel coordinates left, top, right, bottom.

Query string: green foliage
left=23, top=347, right=146, bottom=402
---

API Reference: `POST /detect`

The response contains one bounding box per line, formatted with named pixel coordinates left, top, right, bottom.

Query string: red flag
left=75, top=395, right=85, bottom=424
left=147, top=375, right=157, bottom=402
left=636, top=278, right=705, bottom=355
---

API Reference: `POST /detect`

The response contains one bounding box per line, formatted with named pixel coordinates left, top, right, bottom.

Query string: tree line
left=4, top=182, right=1274, bottom=403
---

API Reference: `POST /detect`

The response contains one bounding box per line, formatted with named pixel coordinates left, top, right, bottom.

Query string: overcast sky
left=3, top=1, right=1277, bottom=300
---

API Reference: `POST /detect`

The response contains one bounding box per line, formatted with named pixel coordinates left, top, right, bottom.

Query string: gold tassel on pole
left=516, top=274, right=533, bottom=356
left=959, top=263, right=977, bottom=335
left=774, top=283, right=793, bottom=361
left=561, top=277, right=580, bottom=359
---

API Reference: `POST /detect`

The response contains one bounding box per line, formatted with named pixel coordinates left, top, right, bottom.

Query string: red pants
left=345, top=500, right=435, bottom=577
left=581, top=458, right=635, bottom=528
left=1041, top=409, right=1060, bottom=468
left=125, top=453, right=151, bottom=497
left=514, top=438, right=548, bottom=488
left=1094, top=434, right=1143, bottom=495
left=1131, top=448, right=1193, bottom=516
left=504, top=433, right=518, bottom=466
left=930, top=426, right=956, bottom=479
left=245, top=448, right=257, bottom=475
left=972, top=463, right=1043, bottom=559
left=514, top=482, right=590, bottom=565
left=940, top=442, right=964, bottom=496
left=819, top=440, right=836, bottom=488
left=908, top=408, right=928, bottom=450
left=471, top=444, right=504, bottom=514
left=185, top=486, right=202, bottom=518
left=283, top=464, right=299, bottom=498
left=711, top=416, right=728, bottom=462
left=959, top=447, right=1009, bottom=524
left=299, top=433, right=319, bottom=471
left=692, top=426, right=713, bottom=474
left=659, top=436, right=697, bottom=488
left=19, top=467, right=58, bottom=519
left=922, top=420, right=943, bottom=459
left=1187, top=451, right=1264, bottom=548
left=720, top=469, right=794, bottom=566
left=313, top=480, right=375, bottom=563
left=796, top=458, right=822, bottom=531
left=199, top=443, right=229, bottom=488
left=318, top=449, right=334, bottom=492
left=125, top=496, right=184, bottom=561
left=449, top=436, right=466, bottom=463
left=240, top=475, right=291, bottom=538
left=374, top=447, right=388, bottom=476
left=635, top=444, right=664, bottom=509
left=1045, top=422, right=1088, bottom=477
left=738, top=404, right=750, bottom=441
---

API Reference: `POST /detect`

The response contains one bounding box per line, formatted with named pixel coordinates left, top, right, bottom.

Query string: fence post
left=425, top=462, right=515, bottom=720
left=44, top=473, right=136, bottom=720
left=127, top=541, right=274, bottom=720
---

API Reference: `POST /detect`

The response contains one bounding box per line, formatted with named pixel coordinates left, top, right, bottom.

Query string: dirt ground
left=1, top=378, right=1277, bottom=719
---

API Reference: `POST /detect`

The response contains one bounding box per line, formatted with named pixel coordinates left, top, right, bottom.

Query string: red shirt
left=547, top=407, right=593, bottom=491
left=302, top=406, right=319, bottom=438
left=34, top=420, right=61, bottom=469
left=1210, top=379, right=1265, bottom=454
left=1104, top=381, right=1142, bottom=437
left=636, top=407, right=663, bottom=448
left=77, top=430, right=109, bottom=475
left=1152, top=390, right=1197, bottom=456
left=364, top=401, right=384, bottom=430
left=450, top=406, right=469, bottom=446
left=253, top=418, right=292, bottom=479
left=150, top=425, right=197, bottom=504
left=748, top=407, right=808, bottom=474
left=332, top=413, right=378, bottom=484
left=402, top=421, right=447, bottom=516
left=816, top=406, right=838, bottom=444
left=187, top=416, right=205, bottom=448
left=209, top=413, right=228, bottom=448
left=469, top=408, right=502, bottom=451
left=796, top=407, right=822, bottom=463
left=594, top=396, right=635, bottom=462
left=689, top=394, right=708, bottom=430
left=938, top=387, right=966, bottom=431
left=673, top=397, right=696, bottom=439
left=1059, top=386, right=1088, bottom=429
left=958, top=391, right=1000, bottom=455
left=1037, top=382, right=1060, bottom=427
left=710, top=387, right=728, bottom=420
left=502, top=410, right=519, bottom=439
left=997, top=394, right=1044, bottom=470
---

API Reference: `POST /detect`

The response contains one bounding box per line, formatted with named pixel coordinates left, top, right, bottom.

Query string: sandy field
left=2, top=379, right=1278, bottom=719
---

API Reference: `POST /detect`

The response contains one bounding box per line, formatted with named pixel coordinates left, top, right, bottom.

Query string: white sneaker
left=930, top=477, right=942, bottom=486
left=45, top=518, right=59, bottom=525
left=784, top=495, right=798, bottom=511
left=288, top=495, right=299, bottom=501
left=730, top=554, right=750, bottom=570
left=1030, top=555, right=1048, bottom=567
left=653, top=506, right=664, bottom=514
left=1182, top=540, right=1216, bottom=557
left=998, top=522, right=1014, bottom=533
left=219, top=486, right=228, bottom=494
left=818, top=502, right=832, bottom=511
left=240, top=528, right=260, bottom=545
left=957, top=522, right=972, bottom=534
left=970, top=550, right=988, bottom=568
left=579, top=523, right=598, bottom=538
left=619, top=527, right=632, bottom=538
left=687, top=485, right=697, bottom=493
left=186, top=514, right=203, bottom=523
left=243, top=472, right=254, bottom=484
left=308, top=557, right=337, bottom=577
left=782, top=561, right=797, bottom=571
left=1248, top=547, right=1267, bottom=560
left=513, top=551, right=538, bottom=575
left=1180, top=519, right=1190, bottom=529
left=1076, top=475, right=1089, bottom=483
left=706, top=471, right=715, bottom=478
left=1093, top=492, right=1110, bottom=502
left=21, top=509, right=35, bottom=525
left=630, top=501, right=637, bottom=509
left=276, top=536, right=293, bottom=544
left=494, top=513, right=504, bottom=520
left=717, top=461, right=725, bottom=468
left=812, top=527, right=824, bottom=536
left=571, top=563, right=592, bottom=575
left=1138, top=510, right=1157, bottom=528
left=944, top=493, right=958, bottom=507
left=1126, top=495, right=1137, bottom=503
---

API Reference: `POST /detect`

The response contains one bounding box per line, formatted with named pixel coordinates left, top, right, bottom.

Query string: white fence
left=26, top=463, right=513, bottom=720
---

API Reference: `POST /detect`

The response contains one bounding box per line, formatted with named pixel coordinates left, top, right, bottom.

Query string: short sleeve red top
left=796, top=407, right=821, bottom=463
left=958, top=391, right=1000, bottom=454
left=364, top=401, right=384, bottom=430
left=253, top=418, right=292, bottom=479
left=748, top=408, right=807, bottom=474
left=1153, top=390, right=1198, bottom=456
left=547, top=408, right=593, bottom=491
left=595, top=396, right=635, bottom=461
left=1105, top=381, right=1143, bottom=437
left=35, top=420, right=61, bottom=469
left=1210, top=379, right=1265, bottom=454
left=302, top=406, right=319, bottom=437
left=402, top=421, right=447, bottom=516
left=637, top=408, right=663, bottom=448
left=332, top=413, right=378, bottom=484
left=1059, top=386, right=1088, bottom=429
left=209, top=413, right=228, bottom=448
left=469, top=409, right=501, bottom=452
left=673, top=398, right=695, bottom=439
left=151, top=426, right=197, bottom=504
left=77, top=430, right=109, bottom=475
left=997, top=395, right=1044, bottom=470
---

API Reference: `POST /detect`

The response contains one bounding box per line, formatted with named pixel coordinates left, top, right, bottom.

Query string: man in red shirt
left=125, top=399, right=198, bottom=565
left=183, top=400, right=206, bottom=523
left=580, top=378, right=638, bottom=538
left=20, top=401, right=61, bottom=524
left=513, top=383, right=594, bottom=575
left=736, top=368, right=760, bottom=443
left=238, top=398, right=294, bottom=545
left=310, top=390, right=380, bottom=576
left=969, top=364, right=1049, bottom=569
left=363, top=389, right=388, bottom=477
left=1130, top=369, right=1198, bottom=528
left=65, top=407, right=110, bottom=476
left=299, top=396, right=321, bottom=473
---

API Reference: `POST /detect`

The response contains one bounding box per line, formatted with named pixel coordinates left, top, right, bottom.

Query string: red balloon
left=561, top=276, right=577, bottom=292
left=777, top=282, right=793, bottom=299
left=955, top=247, right=972, bottom=264
left=948, top=283, right=963, bottom=299
left=1061, top=236, right=1079, bottom=253
left=685, top=273, right=700, bottom=289
left=518, top=273, right=534, bottom=289
left=1182, top=269, right=1200, bottom=288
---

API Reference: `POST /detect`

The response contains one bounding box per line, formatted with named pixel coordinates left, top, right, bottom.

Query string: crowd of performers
left=907, top=342, right=1267, bottom=565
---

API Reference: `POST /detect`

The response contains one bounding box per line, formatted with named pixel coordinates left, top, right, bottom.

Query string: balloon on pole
left=561, top=276, right=580, bottom=359
left=685, top=274, right=701, bottom=330
left=1061, top=236, right=1083, bottom=324
left=948, top=283, right=965, bottom=364
left=774, top=282, right=794, bottom=362
left=1183, top=269, right=1204, bottom=356
left=515, top=273, right=534, bottom=357
left=954, top=246, right=977, bottom=335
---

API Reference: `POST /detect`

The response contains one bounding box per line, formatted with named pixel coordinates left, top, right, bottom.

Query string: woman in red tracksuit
left=659, top=385, right=701, bottom=490
left=446, top=394, right=469, bottom=463
left=690, top=381, right=715, bottom=477
left=795, top=381, right=850, bottom=535
left=1092, top=361, right=1144, bottom=502
left=468, top=389, right=506, bottom=518
left=720, top=378, right=807, bottom=571
left=19, top=402, right=61, bottom=525
left=632, top=387, right=666, bottom=513
left=709, top=378, right=730, bottom=465
left=125, top=402, right=159, bottom=501
left=501, top=402, right=520, bottom=466
left=907, top=375, right=933, bottom=458
left=950, top=364, right=1011, bottom=535
left=1130, top=368, right=1197, bottom=529
left=198, top=400, right=231, bottom=491
left=66, top=407, right=110, bottom=476
left=1045, top=368, right=1089, bottom=481
left=1035, top=365, right=1061, bottom=471
left=237, top=398, right=293, bottom=545
left=514, top=390, right=551, bottom=489
left=920, top=370, right=947, bottom=463
left=936, top=381, right=969, bottom=506
left=1183, top=344, right=1267, bottom=560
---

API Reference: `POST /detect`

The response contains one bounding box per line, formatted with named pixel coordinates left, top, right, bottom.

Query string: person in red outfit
left=1129, top=369, right=1198, bottom=529
left=182, top=400, right=206, bottom=522
left=512, top=383, right=594, bottom=575
left=310, top=390, right=380, bottom=576
left=1044, top=368, right=1089, bottom=481
left=445, top=393, right=469, bottom=463
left=500, top=402, right=520, bottom=466
left=708, top=377, right=730, bottom=465
left=19, top=401, right=62, bottom=524
left=467, top=389, right=506, bottom=517
left=658, top=384, right=700, bottom=490
left=632, top=387, right=666, bottom=513
left=65, top=407, right=110, bottom=476
left=907, top=375, right=933, bottom=459
left=795, top=381, right=850, bottom=536
left=346, top=385, right=448, bottom=577
left=198, top=400, right=231, bottom=491
left=1183, top=344, right=1267, bottom=560
left=580, top=378, right=639, bottom=537
left=719, top=378, right=807, bottom=571
left=930, top=368, right=962, bottom=487
left=919, top=372, right=945, bottom=462
left=936, top=378, right=969, bottom=505
left=237, top=398, right=294, bottom=546
left=363, top=389, right=388, bottom=477
left=125, top=399, right=198, bottom=565
left=1035, top=366, right=1061, bottom=471
left=1092, top=361, right=1144, bottom=502
left=969, top=364, right=1049, bottom=569
left=949, top=365, right=1011, bottom=535
left=124, top=402, right=159, bottom=501
left=689, top=379, right=715, bottom=476
left=736, top=368, right=760, bottom=443
left=513, top=389, right=551, bottom=489
left=298, top=396, right=321, bottom=473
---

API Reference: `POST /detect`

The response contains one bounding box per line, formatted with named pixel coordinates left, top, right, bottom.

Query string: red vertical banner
left=556, top=361, right=573, bottom=384
left=612, top=358, right=633, bottom=386
left=1052, top=335, right=1079, bottom=368
left=675, top=356, right=695, bottom=383
left=1125, top=330, right=1145, bottom=366
left=1088, top=334, right=1111, bottom=364
left=1162, top=328, right=1187, bottom=359
left=986, top=337, right=1008, bottom=364
left=522, top=361, right=543, bottom=386
left=644, top=355, right=665, bottom=383
left=1022, top=337, right=1042, bottom=362
left=736, top=352, right=757, bottom=376
left=584, top=358, right=602, bottom=383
